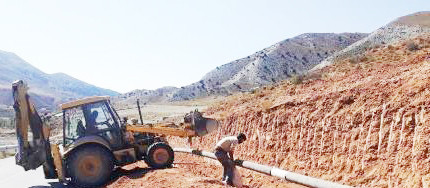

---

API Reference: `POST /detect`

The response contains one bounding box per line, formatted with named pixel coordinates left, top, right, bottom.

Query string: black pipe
left=136, top=99, right=144, bottom=124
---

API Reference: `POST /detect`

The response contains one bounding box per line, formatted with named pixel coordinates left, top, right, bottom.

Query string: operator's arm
left=229, top=137, right=238, bottom=160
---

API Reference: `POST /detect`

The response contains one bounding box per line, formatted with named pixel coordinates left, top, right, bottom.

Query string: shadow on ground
left=28, top=182, right=67, bottom=188
left=28, top=166, right=153, bottom=188
left=109, top=166, right=153, bottom=181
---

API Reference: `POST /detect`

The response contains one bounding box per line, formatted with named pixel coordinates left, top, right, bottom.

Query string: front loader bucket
left=185, top=111, right=219, bottom=137
left=12, top=80, right=55, bottom=176
left=194, top=118, right=218, bottom=137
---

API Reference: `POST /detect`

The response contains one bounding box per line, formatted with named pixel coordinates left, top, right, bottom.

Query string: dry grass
left=391, top=12, right=430, bottom=27
left=348, top=54, right=369, bottom=64
left=0, top=151, right=15, bottom=159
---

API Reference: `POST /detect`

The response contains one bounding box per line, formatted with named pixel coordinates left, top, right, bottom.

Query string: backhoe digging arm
left=12, top=80, right=56, bottom=178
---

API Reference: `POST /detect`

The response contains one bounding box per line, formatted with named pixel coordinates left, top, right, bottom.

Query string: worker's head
left=237, top=133, right=246, bottom=143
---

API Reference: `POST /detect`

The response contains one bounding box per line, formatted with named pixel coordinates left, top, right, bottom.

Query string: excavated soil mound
left=108, top=152, right=304, bottom=188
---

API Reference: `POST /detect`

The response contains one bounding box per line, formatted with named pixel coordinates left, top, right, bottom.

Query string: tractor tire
left=67, top=145, right=113, bottom=187
left=145, top=142, right=174, bottom=169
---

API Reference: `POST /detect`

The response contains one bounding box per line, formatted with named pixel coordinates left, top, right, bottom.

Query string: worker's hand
left=234, top=159, right=243, bottom=165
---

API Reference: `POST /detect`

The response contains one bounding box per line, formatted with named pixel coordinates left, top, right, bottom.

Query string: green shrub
left=290, top=74, right=304, bottom=85
left=406, top=41, right=420, bottom=51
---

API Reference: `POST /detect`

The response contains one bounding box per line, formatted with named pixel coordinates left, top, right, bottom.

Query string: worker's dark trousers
left=214, top=148, right=234, bottom=185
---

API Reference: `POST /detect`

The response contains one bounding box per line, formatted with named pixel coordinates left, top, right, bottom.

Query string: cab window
left=82, top=101, right=122, bottom=148
left=63, top=101, right=121, bottom=148
left=84, top=102, right=116, bottom=131
left=64, top=107, right=86, bottom=145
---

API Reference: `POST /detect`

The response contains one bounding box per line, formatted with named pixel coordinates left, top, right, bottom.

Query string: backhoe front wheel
left=146, top=142, right=174, bottom=169
left=67, top=145, right=113, bottom=187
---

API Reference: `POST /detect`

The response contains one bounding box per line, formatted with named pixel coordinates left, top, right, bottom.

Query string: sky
left=0, top=1, right=428, bottom=93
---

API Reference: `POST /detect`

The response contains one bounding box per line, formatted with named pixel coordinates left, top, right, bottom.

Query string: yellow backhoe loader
left=12, top=80, right=218, bottom=187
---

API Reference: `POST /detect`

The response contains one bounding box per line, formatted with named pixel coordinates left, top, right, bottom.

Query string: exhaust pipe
left=136, top=99, right=144, bottom=124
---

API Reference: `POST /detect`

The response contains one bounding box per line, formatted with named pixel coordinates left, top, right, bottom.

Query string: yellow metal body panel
left=126, top=124, right=196, bottom=137
left=51, top=144, right=65, bottom=182
left=12, top=81, right=30, bottom=148
left=63, top=135, right=111, bottom=156
left=60, top=96, right=110, bottom=110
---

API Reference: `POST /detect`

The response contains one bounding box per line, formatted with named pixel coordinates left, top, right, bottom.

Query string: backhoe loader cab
left=12, top=80, right=219, bottom=187
left=61, top=97, right=123, bottom=149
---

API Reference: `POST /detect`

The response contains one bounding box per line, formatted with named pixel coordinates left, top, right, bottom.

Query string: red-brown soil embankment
left=177, top=35, right=430, bottom=187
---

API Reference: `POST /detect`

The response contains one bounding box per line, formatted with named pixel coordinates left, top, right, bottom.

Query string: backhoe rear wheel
left=67, top=145, right=113, bottom=187
left=146, top=142, right=174, bottom=169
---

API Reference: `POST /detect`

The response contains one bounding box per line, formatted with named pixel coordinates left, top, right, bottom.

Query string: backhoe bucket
left=12, top=80, right=55, bottom=176
left=185, top=111, right=219, bottom=137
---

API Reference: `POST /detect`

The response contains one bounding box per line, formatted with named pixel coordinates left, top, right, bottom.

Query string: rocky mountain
left=112, top=12, right=430, bottom=104
left=117, top=32, right=367, bottom=103
left=0, top=50, right=118, bottom=112
left=112, top=86, right=179, bottom=107
left=314, top=11, right=430, bottom=70
left=170, top=33, right=367, bottom=100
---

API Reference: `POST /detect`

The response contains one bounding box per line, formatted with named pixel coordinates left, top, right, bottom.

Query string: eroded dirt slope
left=184, top=35, right=430, bottom=187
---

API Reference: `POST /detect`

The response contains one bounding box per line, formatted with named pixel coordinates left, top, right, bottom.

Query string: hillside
left=112, top=86, right=179, bottom=108
left=116, top=33, right=367, bottom=104
left=171, top=33, right=367, bottom=101
left=0, top=50, right=118, bottom=112
left=187, top=32, right=430, bottom=187
left=314, top=11, right=430, bottom=70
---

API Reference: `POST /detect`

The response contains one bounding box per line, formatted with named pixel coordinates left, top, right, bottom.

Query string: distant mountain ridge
left=113, top=86, right=179, bottom=107
left=0, top=50, right=118, bottom=111
left=170, top=33, right=367, bottom=100
left=116, top=32, right=367, bottom=103
left=113, top=12, right=430, bottom=105
left=314, top=11, right=430, bottom=70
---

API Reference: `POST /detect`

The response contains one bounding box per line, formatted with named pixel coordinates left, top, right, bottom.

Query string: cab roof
left=60, top=96, right=110, bottom=110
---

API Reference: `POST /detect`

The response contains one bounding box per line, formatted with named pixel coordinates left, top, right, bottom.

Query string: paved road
left=0, top=157, right=65, bottom=188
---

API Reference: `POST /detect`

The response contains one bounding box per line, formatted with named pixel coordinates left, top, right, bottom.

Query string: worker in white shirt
left=214, top=133, right=247, bottom=186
